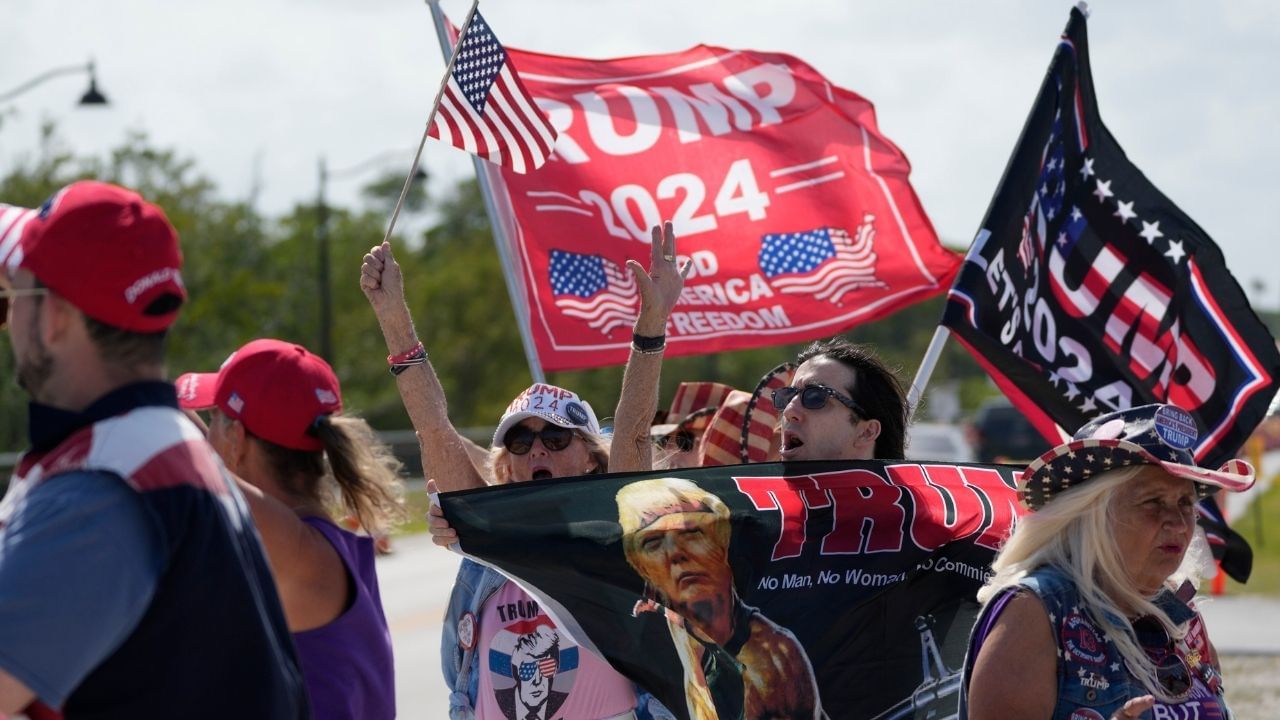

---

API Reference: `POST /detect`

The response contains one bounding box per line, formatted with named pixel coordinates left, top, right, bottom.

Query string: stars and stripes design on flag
left=427, top=10, right=557, bottom=173
left=758, top=218, right=886, bottom=305
left=548, top=250, right=637, bottom=336
left=1197, top=495, right=1253, bottom=583
left=941, top=6, right=1280, bottom=472
left=1017, top=110, right=1074, bottom=271
left=0, top=204, right=35, bottom=272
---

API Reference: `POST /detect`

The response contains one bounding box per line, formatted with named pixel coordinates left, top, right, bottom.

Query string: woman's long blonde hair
left=257, top=414, right=407, bottom=536
left=978, top=465, right=1208, bottom=703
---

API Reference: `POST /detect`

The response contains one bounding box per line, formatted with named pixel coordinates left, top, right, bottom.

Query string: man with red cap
left=0, top=182, right=308, bottom=718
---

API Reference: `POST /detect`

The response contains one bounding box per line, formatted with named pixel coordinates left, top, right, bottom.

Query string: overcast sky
left=5, top=0, right=1279, bottom=306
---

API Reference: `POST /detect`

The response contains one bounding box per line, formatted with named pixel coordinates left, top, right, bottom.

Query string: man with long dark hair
left=776, top=337, right=908, bottom=462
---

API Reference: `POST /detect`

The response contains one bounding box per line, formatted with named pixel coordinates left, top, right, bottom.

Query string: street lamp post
left=0, top=59, right=109, bottom=106
left=317, top=157, right=333, bottom=361
left=315, top=151, right=425, bottom=361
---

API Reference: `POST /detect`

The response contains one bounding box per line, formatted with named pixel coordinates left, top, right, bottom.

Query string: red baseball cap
left=176, top=339, right=342, bottom=452
left=16, top=181, right=186, bottom=332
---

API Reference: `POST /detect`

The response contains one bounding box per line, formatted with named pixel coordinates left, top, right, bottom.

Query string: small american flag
left=548, top=250, right=637, bottom=335
left=758, top=220, right=885, bottom=304
left=428, top=10, right=557, bottom=174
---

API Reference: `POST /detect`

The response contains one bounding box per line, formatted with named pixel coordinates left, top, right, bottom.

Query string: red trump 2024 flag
left=485, top=43, right=961, bottom=371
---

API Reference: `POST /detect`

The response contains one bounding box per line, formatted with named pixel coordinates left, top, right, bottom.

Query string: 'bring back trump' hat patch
left=1020, top=404, right=1254, bottom=511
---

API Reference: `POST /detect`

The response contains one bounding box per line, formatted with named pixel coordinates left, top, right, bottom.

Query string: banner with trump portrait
left=479, top=42, right=961, bottom=371
left=439, top=459, right=1024, bottom=719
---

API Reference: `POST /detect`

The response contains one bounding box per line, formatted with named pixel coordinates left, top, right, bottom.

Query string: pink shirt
left=474, top=580, right=637, bottom=720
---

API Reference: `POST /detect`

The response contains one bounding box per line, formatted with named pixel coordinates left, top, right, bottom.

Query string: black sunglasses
left=771, top=383, right=864, bottom=417
left=1129, top=615, right=1193, bottom=701
left=503, top=424, right=576, bottom=455
left=656, top=430, right=697, bottom=453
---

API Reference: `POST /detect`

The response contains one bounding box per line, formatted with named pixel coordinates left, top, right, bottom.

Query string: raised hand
left=626, top=221, right=692, bottom=337
left=359, top=241, right=407, bottom=316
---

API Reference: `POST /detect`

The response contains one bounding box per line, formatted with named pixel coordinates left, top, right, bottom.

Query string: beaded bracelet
left=389, top=341, right=428, bottom=376
left=387, top=341, right=426, bottom=365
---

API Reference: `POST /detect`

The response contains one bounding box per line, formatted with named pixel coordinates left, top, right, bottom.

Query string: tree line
left=0, top=127, right=1004, bottom=452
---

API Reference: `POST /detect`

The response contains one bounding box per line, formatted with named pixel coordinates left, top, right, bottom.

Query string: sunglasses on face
left=502, top=424, right=576, bottom=455
left=771, top=383, right=864, bottom=417
left=517, top=656, right=558, bottom=681
left=0, top=287, right=49, bottom=330
left=656, top=430, right=697, bottom=453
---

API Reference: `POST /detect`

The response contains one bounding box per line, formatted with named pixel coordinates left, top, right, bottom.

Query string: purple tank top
left=293, top=517, right=396, bottom=720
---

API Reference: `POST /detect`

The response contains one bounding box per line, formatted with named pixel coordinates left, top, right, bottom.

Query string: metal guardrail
left=0, top=428, right=494, bottom=480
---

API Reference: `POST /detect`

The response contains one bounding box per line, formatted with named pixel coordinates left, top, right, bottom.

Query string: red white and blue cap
left=1020, top=403, right=1255, bottom=511
left=176, top=339, right=342, bottom=452
left=492, top=383, right=600, bottom=447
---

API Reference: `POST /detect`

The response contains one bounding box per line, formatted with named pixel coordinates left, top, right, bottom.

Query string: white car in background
left=906, top=422, right=976, bottom=463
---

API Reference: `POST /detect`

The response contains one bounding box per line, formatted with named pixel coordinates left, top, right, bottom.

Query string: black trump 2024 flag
left=941, top=7, right=1280, bottom=470
left=440, top=459, right=1022, bottom=720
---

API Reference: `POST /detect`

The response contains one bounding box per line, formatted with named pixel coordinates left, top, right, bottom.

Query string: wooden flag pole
left=424, top=0, right=546, bottom=384
left=380, top=0, right=482, bottom=246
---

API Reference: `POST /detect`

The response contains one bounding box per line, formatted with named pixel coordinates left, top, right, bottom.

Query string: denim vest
left=960, top=566, right=1232, bottom=720
left=441, top=558, right=675, bottom=720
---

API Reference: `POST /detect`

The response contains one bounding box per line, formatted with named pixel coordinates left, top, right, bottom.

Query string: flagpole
left=908, top=225, right=997, bottom=422
left=907, top=326, right=951, bottom=423
left=425, top=0, right=547, bottom=384
left=379, top=0, right=482, bottom=246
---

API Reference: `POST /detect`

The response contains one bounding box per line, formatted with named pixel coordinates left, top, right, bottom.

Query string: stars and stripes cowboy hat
left=1020, top=403, right=1254, bottom=511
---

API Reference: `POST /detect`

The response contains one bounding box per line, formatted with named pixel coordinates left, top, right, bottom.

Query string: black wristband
left=632, top=332, right=666, bottom=353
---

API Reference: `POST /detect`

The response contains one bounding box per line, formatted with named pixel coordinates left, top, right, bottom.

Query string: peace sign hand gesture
left=627, top=221, right=692, bottom=337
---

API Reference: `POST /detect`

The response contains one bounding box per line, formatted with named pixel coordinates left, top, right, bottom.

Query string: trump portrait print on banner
left=441, top=460, right=1025, bottom=719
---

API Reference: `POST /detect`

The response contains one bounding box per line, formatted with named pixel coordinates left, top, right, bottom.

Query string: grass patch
left=393, top=487, right=431, bottom=536
left=1226, top=479, right=1280, bottom=596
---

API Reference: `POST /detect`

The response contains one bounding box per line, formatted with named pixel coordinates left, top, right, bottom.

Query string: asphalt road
left=379, top=533, right=460, bottom=720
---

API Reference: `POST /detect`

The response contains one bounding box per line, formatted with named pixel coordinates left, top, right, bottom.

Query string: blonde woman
left=961, top=404, right=1253, bottom=720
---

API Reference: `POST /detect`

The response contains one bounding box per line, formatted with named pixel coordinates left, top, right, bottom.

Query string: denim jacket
left=441, top=558, right=675, bottom=720
left=442, top=558, right=508, bottom=720
left=960, top=566, right=1232, bottom=720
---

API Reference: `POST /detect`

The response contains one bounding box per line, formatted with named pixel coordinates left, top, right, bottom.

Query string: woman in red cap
left=961, top=403, right=1254, bottom=720
left=177, top=339, right=403, bottom=720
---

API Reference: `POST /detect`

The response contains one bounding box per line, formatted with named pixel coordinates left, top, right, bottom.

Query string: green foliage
left=1227, top=478, right=1280, bottom=596
left=360, top=168, right=429, bottom=216
left=1, top=126, right=1002, bottom=452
